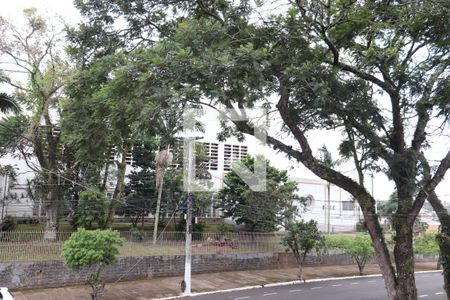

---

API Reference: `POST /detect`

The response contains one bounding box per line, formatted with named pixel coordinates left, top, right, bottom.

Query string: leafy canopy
left=218, top=155, right=300, bottom=231
left=62, top=228, right=123, bottom=270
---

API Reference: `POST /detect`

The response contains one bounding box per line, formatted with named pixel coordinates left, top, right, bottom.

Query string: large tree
left=0, top=9, right=70, bottom=239
left=218, top=156, right=300, bottom=232
left=70, top=1, right=450, bottom=299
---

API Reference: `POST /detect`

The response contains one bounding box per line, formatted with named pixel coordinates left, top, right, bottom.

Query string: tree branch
left=408, top=150, right=450, bottom=225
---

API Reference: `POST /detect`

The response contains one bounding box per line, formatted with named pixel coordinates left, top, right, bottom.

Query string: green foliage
left=282, top=220, right=325, bottom=280
left=130, top=227, right=145, bottom=241
left=218, top=156, right=301, bottom=232
left=65, top=0, right=450, bottom=296
left=62, top=228, right=123, bottom=270
left=217, top=223, right=235, bottom=232
left=62, top=228, right=123, bottom=299
left=1, top=215, right=16, bottom=231
left=356, top=219, right=367, bottom=232
left=175, top=219, right=205, bottom=233
left=326, top=234, right=374, bottom=275
left=0, top=115, right=30, bottom=155
left=76, top=190, right=110, bottom=229
left=414, top=233, right=439, bottom=256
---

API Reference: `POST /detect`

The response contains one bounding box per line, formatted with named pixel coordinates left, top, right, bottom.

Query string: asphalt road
left=187, top=272, right=445, bottom=300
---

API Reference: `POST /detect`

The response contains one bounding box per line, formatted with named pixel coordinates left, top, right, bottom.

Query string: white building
left=0, top=108, right=363, bottom=232
left=290, top=178, right=362, bottom=232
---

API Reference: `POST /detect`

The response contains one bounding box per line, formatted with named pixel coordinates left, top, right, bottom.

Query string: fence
left=0, top=231, right=287, bottom=262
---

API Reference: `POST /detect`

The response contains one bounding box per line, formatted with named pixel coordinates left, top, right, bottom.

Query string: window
left=201, top=142, right=219, bottom=170
left=342, top=200, right=354, bottom=211
left=223, top=144, right=248, bottom=171
left=108, top=146, right=133, bottom=165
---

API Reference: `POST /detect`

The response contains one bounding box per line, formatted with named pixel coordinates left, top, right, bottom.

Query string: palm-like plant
left=0, top=93, right=21, bottom=114
left=0, top=72, right=20, bottom=114
left=153, top=146, right=172, bottom=244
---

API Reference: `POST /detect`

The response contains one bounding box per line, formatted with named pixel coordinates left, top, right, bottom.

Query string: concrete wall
left=0, top=252, right=438, bottom=290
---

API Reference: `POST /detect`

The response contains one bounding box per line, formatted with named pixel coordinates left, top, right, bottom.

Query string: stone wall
left=0, top=252, right=437, bottom=290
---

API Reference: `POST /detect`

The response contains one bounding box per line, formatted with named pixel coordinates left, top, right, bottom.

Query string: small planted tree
left=282, top=220, right=325, bottom=281
left=75, top=190, right=110, bottom=229
left=327, top=234, right=375, bottom=275
left=62, top=228, right=123, bottom=300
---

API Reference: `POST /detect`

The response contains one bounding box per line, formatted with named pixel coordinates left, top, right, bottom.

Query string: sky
left=1, top=0, right=449, bottom=204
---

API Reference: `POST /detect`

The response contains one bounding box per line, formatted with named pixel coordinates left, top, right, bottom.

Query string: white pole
left=183, top=138, right=195, bottom=295
left=1, top=175, right=8, bottom=220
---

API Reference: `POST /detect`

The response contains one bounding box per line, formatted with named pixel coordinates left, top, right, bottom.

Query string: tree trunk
left=100, top=162, right=110, bottom=192
left=105, top=149, right=128, bottom=228
left=153, top=177, right=164, bottom=244
left=428, top=192, right=450, bottom=299
left=393, top=212, right=417, bottom=300
left=358, top=264, right=364, bottom=276
left=43, top=172, right=59, bottom=240
left=297, top=263, right=304, bottom=281
left=358, top=202, right=398, bottom=299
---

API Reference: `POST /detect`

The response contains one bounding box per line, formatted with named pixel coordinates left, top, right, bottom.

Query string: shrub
left=62, top=228, right=123, bottom=300
left=130, top=227, right=145, bottom=241
left=326, top=234, right=374, bottom=275
left=76, top=190, right=109, bottom=229
left=1, top=215, right=16, bottom=231
left=414, top=232, right=439, bottom=256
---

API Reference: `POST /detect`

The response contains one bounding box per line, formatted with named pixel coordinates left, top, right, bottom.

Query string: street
left=187, top=272, right=445, bottom=300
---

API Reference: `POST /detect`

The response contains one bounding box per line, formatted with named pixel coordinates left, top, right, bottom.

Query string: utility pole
left=183, top=137, right=195, bottom=296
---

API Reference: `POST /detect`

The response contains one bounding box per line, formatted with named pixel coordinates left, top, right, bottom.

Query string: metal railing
left=0, top=231, right=287, bottom=262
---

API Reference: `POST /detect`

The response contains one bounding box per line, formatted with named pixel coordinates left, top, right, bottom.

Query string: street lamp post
left=183, top=136, right=201, bottom=296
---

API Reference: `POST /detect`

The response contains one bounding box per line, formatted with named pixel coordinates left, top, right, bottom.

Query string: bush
left=76, top=190, right=110, bottom=229
left=175, top=219, right=205, bottom=240
left=217, top=223, right=234, bottom=232
left=16, top=217, right=40, bottom=225
left=1, top=215, right=16, bottom=231
left=414, top=232, right=439, bottom=256
left=62, top=228, right=123, bottom=300
left=326, top=234, right=374, bottom=275
left=175, top=219, right=205, bottom=232
left=356, top=219, right=367, bottom=232
left=130, top=227, right=145, bottom=241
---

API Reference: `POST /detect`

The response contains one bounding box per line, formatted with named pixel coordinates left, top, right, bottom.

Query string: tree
left=75, top=190, right=109, bottom=229
left=70, top=1, right=450, bottom=298
left=218, top=156, right=300, bottom=232
left=0, top=9, right=70, bottom=239
left=282, top=220, right=325, bottom=281
left=427, top=192, right=450, bottom=299
left=153, top=147, right=173, bottom=243
left=62, top=228, right=123, bottom=300
left=327, top=234, right=375, bottom=276
left=120, top=141, right=183, bottom=228
left=380, top=192, right=429, bottom=235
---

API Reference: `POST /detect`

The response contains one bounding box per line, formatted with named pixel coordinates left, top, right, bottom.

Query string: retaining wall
left=0, top=253, right=437, bottom=290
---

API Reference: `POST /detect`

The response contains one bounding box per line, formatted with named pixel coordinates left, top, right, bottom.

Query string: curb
left=154, top=270, right=442, bottom=299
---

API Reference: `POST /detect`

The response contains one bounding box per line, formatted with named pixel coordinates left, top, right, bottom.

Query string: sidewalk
left=12, top=262, right=439, bottom=300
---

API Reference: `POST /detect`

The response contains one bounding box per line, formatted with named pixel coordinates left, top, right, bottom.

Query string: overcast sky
left=1, top=0, right=449, bottom=204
